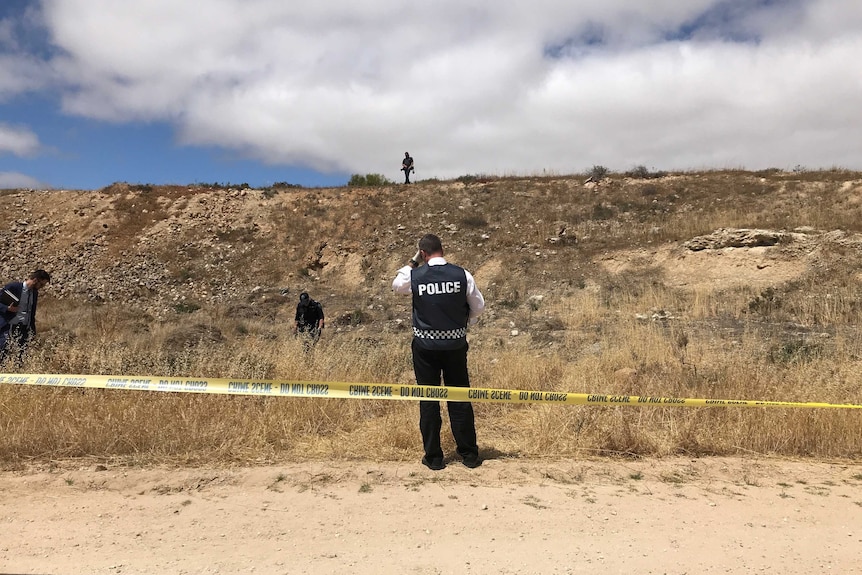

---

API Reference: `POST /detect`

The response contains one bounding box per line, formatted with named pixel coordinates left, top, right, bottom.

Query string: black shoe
left=421, top=456, right=445, bottom=471
left=462, top=456, right=482, bottom=469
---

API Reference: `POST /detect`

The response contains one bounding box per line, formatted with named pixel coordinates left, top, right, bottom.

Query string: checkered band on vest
left=411, top=263, right=470, bottom=350
left=413, top=326, right=467, bottom=340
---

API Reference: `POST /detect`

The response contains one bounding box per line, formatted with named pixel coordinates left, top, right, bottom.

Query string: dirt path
left=2, top=457, right=861, bottom=574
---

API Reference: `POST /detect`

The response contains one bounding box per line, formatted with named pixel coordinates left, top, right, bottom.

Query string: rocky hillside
left=2, top=171, right=862, bottom=332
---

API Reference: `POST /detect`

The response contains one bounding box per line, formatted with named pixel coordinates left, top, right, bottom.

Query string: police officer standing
left=392, top=233, right=485, bottom=470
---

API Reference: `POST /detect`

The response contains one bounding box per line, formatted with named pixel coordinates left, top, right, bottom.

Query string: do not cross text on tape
left=1, top=373, right=861, bottom=409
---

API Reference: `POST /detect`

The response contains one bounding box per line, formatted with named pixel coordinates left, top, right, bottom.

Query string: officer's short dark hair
left=418, top=234, right=442, bottom=255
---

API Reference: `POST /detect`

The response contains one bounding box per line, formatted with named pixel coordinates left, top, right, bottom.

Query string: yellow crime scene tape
left=1, top=373, right=861, bottom=409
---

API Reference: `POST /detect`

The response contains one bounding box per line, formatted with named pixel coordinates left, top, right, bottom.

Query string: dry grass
left=3, top=287, right=861, bottom=467
left=2, top=169, right=862, bottom=467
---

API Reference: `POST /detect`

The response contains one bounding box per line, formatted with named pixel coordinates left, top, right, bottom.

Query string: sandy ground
left=2, top=457, right=861, bottom=575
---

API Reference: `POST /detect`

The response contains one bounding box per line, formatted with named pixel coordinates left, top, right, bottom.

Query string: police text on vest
left=417, top=282, right=462, bottom=296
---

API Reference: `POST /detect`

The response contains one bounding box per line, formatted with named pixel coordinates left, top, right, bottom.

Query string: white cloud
left=0, top=123, right=41, bottom=157
left=33, top=0, right=862, bottom=175
left=0, top=171, right=44, bottom=189
left=0, top=54, right=52, bottom=98
left=0, top=4, right=54, bottom=98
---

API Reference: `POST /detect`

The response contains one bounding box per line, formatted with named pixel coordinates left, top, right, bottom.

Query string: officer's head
left=418, top=234, right=443, bottom=260
left=299, top=292, right=310, bottom=306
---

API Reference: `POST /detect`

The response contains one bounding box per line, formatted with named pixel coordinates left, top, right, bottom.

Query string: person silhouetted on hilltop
left=401, top=152, right=415, bottom=184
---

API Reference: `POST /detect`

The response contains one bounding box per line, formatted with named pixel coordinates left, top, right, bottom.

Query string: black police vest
left=411, top=263, right=470, bottom=350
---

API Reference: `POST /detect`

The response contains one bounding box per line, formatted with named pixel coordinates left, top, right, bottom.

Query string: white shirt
left=392, top=256, right=485, bottom=325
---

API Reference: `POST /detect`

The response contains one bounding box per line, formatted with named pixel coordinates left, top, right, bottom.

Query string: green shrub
left=626, top=165, right=666, bottom=179
left=348, top=174, right=392, bottom=187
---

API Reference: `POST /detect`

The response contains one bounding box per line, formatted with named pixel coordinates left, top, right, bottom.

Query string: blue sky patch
left=543, top=21, right=606, bottom=60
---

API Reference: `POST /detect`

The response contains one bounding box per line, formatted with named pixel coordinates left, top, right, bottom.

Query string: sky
left=1, top=0, right=861, bottom=190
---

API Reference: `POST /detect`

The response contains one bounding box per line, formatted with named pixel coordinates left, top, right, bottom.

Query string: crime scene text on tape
left=1, top=373, right=861, bottom=409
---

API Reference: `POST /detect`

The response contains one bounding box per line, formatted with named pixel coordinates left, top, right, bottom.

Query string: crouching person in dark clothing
left=294, top=292, right=324, bottom=349
left=392, top=233, right=485, bottom=470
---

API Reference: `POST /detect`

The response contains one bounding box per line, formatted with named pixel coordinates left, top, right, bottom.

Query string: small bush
left=348, top=174, right=392, bottom=187
left=626, top=165, right=666, bottom=179
left=262, top=182, right=302, bottom=198
left=588, top=165, right=609, bottom=181
left=748, top=287, right=780, bottom=315
left=627, top=165, right=651, bottom=179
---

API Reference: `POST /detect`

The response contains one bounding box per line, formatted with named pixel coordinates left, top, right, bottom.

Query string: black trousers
left=1, top=324, right=32, bottom=366
left=412, top=340, right=478, bottom=461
